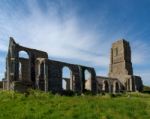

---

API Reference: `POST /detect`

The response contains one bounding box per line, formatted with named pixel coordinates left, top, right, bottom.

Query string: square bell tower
left=109, top=39, right=133, bottom=77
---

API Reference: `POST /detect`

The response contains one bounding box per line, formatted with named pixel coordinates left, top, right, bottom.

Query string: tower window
left=114, top=48, right=118, bottom=56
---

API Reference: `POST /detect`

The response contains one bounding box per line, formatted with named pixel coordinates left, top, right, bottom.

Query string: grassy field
left=0, top=90, right=150, bottom=119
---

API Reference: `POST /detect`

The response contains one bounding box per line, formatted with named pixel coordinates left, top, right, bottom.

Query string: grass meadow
left=0, top=90, right=150, bottom=119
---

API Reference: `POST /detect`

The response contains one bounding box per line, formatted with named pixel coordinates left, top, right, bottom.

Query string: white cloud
left=131, top=40, right=150, bottom=65
left=0, top=0, right=108, bottom=68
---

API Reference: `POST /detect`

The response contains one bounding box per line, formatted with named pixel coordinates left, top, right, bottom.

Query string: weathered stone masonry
left=108, top=40, right=143, bottom=91
left=3, top=37, right=96, bottom=94
left=2, top=37, right=143, bottom=93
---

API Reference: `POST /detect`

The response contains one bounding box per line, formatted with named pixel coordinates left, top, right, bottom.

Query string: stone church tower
left=109, top=39, right=143, bottom=91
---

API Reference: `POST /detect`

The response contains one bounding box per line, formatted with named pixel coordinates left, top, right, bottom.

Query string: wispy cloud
left=131, top=40, right=150, bottom=65
left=0, top=0, right=108, bottom=68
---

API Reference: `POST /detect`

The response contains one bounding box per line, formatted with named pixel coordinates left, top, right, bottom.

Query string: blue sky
left=0, top=0, right=150, bottom=86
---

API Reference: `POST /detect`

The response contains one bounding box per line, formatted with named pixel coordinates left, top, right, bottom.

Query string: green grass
left=0, top=90, right=150, bottom=119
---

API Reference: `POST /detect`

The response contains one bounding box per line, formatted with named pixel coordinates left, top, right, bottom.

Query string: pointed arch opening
left=19, top=51, right=29, bottom=59
left=84, top=69, right=92, bottom=91
left=18, top=50, right=30, bottom=81
left=62, top=66, right=72, bottom=91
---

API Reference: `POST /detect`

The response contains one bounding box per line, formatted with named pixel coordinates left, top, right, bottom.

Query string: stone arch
left=78, top=67, right=96, bottom=93
left=62, top=66, right=73, bottom=91
left=35, top=59, right=47, bottom=91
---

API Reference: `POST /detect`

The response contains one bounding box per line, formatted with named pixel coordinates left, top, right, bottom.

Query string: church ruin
left=2, top=37, right=143, bottom=93
left=96, top=40, right=143, bottom=93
